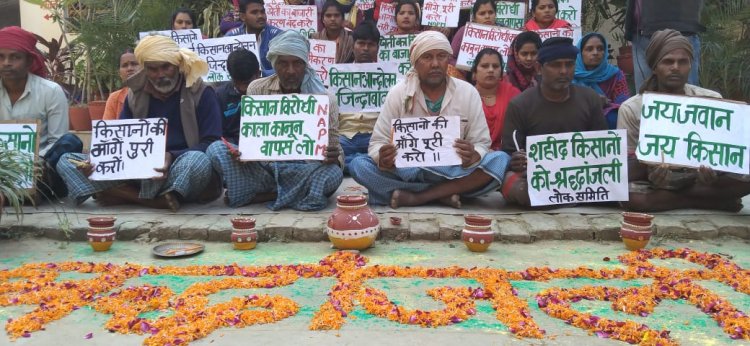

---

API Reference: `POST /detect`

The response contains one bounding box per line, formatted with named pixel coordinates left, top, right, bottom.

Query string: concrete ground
left=1, top=239, right=749, bottom=346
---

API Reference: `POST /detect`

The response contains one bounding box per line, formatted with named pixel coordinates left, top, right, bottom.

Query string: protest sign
left=376, top=2, right=398, bottom=35
left=265, top=4, right=318, bottom=37
left=556, top=0, right=582, bottom=27
left=190, top=35, right=259, bottom=83
left=495, top=1, right=526, bottom=29
left=138, top=29, right=202, bottom=48
left=328, top=62, right=399, bottom=113
left=526, top=129, right=628, bottom=206
left=460, top=0, right=475, bottom=9
left=308, top=39, right=337, bottom=85
left=393, top=116, right=461, bottom=168
left=534, top=26, right=582, bottom=44
left=89, top=119, right=168, bottom=181
left=0, top=122, right=39, bottom=190
left=378, top=34, right=416, bottom=78
left=357, top=0, right=375, bottom=11
left=636, top=93, right=750, bottom=175
left=456, top=23, right=520, bottom=70
left=422, top=0, right=460, bottom=28
left=238, top=94, right=330, bottom=161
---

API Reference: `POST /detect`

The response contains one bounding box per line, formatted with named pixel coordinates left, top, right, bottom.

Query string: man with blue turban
left=207, top=30, right=343, bottom=211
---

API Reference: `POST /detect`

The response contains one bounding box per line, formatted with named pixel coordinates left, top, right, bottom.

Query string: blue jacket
left=226, top=24, right=284, bottom=77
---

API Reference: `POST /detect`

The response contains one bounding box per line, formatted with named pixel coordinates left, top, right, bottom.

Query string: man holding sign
left=349, top=31, right=511, bottom=209
left=617, top=29, right=750, bottom=212
left=57, top=36, right=223, bottom=211
left=207, top=31, right=343, bottom=211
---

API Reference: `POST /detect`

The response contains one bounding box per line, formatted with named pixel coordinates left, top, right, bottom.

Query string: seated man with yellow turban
left=56, top=35, right=223, bottom=211
left=617, top=29, right=750, bottom=212
left=348, top=31, right=511, bottom=209
left=206, top=31, right=343, bottom=211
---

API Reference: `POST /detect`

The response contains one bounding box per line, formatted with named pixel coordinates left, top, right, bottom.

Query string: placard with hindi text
left=495, top=1, right=526, bottom=29
left=238, top=94, right=330, bottom=161
left=89, top=119, right=168, bottom=181
left=393, top=116, right=462, bottom=168
left=421, top=0, right=460, bottom=28
left=526, top=129, right=629, bottom=206
left=378, top=34, right=416, bottom=78
left=190, top=35, right=259, bottom=83
left=376, top=2, right=397, bottom=35
left=0, top=123, right=38, bottom=189
left=265, top=4, right=318, bottom=37
left=308, top=39, right=337, bottom=86
left=556, top=0, right=582, bottom=27
left=636, top=93, right=750, bottom=175
left=328, top=62, right=399, bottom=113
left=138, top=29, right=202, bottom=49
left=456, top=23, right=520, bottom=70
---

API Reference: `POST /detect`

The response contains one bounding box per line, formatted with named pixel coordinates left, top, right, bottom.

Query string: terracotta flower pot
left=231, top=217, right=257, bottom=250
left=617, top=45, right=634, bottom=75
left=69, top=106, right=92, bottom=131
left=621, top=212, right=654, bottom=227
left=327, top=195, right=380, bottom=250
left=620, top=225, right=652, bottom=251
left=87, top=216, right=116, bottom=251
left=461, top=215, right=493, bottom=252
left=87, top=100, right=107, bottom=121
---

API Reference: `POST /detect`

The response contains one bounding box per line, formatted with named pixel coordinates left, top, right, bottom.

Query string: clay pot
left=69, top=106, right=91, bottom=131
left=231, top=217, right=257, bottom=250
left=620, top=223, right=653, bottom=251
left=390, top=216, right=402, bottom=226
left=327, top=195, right=380, bottom=250
left=87, top=216, right=116, bottom=251
left=617, top=45, right=634, bottom=75
left=622, top=212, right=654, bottom=227
left=87, top=100, right=107, bottom=121
left=461, top=215, right=493, bottom=252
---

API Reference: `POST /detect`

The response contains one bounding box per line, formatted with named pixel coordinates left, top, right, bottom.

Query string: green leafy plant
left=0, top=150, right=34, bottom=224
left=700, top=0, right=750, bottom=102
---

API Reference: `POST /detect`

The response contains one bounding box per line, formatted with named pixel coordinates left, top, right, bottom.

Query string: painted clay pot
left=87, top=216, right=116, bottom=251
left=621, top=212, right=654, bottom=227
left=327, top=195, right=380, bottom=250
left=461, top=215, right=493, bottom=252
left=620, top=223, right=653, bottom=251
left=231, top=217, right=258, bottom=250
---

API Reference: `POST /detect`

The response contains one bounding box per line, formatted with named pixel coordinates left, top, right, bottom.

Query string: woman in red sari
left=523, top=0, right=571, bottom=30
left=470, top=48, right=520, bottom=150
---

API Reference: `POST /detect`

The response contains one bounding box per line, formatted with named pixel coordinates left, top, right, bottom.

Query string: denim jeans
left=339, top=133, right=371, bottom=174
left=632, top=32, right=701, bottom=91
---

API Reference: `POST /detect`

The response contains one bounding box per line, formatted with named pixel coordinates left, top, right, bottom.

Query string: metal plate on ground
left=152, top=243, right=205, bottom=257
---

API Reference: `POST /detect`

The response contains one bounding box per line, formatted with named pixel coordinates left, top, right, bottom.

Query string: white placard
left=456, top=23, right=521, bottom=70
left=495, top=1, right=526, bottom=29
left=460, top=0, right=475, bottom=9
left=0, top=123, right=38, bottom=189
left=357, top=0, right=375, bottom=11
left=534, top=26, right=582, bottom=44
left=556, top=0, right=582, bottom=28
left=376, top=2, right=398, bottom=35
left=393, top=116, right=461, bottom=168
left=238, top=94, right=330, bottom=161
left=378, top=34, right=416, bottom=79
left=308, top=39, right=337, bottom=86
left=328, top=62, right=399, bottom=113
left=138, top=29, right=202, bottom=48
left=636, top=93, right=750, bottom=175
left=526, top=129, right=629, bottom=206
left=89, top=119, right=168, bottom=181
left=421, top=0, right=460, bottom=28
left=190, top=35, right=259, bottom=83
left=265, top=4, right=318, bottom=37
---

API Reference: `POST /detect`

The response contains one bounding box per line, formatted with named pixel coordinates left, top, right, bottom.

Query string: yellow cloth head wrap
left=134, top=35, right=208, bottom=88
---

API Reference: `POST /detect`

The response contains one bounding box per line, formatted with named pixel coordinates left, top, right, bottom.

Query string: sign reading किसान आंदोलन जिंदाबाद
left=327, top=62, right=399, bottom=113
left=421, top=0, right=460, bottom=28
left=456, top=23, right=521, bottom=70
left=526, top=129, right=629, bottom=206
left=0, top=123, right=38, bottom=189
left=495, top=1, right=526, bottom=29
left=265, top=4, right=318, bottom=38
left=190, top=35, right=259, bottom=83
left=308, top=39, right=337, bottom=86
left=378, top=34, right=416, bottom=79
left=89, top=119, right=168, bottom=181
left=393, top=115, right=462, bottom=168
left=636, top=93, right=750, bottom=175
left=138, top=29, right=202, bottom=49
left=238, top=94, right=330, bottom=161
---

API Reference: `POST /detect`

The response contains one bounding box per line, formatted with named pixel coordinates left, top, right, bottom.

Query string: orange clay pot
left=620, top=223, right=653, bottom=251
left=461, top=215, right=494, bottom=252
left=87, top=216, right=116, bottom=251
left=231, top=217, right=257, bottom=250
left=621, top=212, right=654, bottom=227
left=327, top=195, right=380, bottom=250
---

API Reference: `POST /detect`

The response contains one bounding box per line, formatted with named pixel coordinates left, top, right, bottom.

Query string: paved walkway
left=2, top=178, right=749, bottom=242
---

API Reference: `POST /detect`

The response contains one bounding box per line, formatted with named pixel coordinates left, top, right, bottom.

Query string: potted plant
left=584, top=0, right=631, bottom=73
left=0, top=150, right=34, bottom=223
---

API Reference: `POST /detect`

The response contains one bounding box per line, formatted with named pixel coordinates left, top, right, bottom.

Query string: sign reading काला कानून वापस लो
left=327, top=62, right=399, bottom=113
left=456, top=23, right=521, bottom=70
left=190, top=35, right=259, bottom=83
left=495, top=1, right=526, bottom=29
left=238, top=94, right=330, bottom=161
left=526, top=129, right=629, bottom=207
left=88, top=118, right=168, bottom=181
left=636, top=92, right=750, bottom=175
left=0, top=122, right=39, bottom=189
left=392, top=115, right=462, bottom=168
left=308, top=39, right=337, bottom=86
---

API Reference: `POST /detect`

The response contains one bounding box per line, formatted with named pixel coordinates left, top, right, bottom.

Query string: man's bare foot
left=438, top=194, right=461, bottom=209
left=163, top=192, right=180, bottom=212
left=93, top=192, right=127, bottom=206
left=390, top=189, right=421, bottom=209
